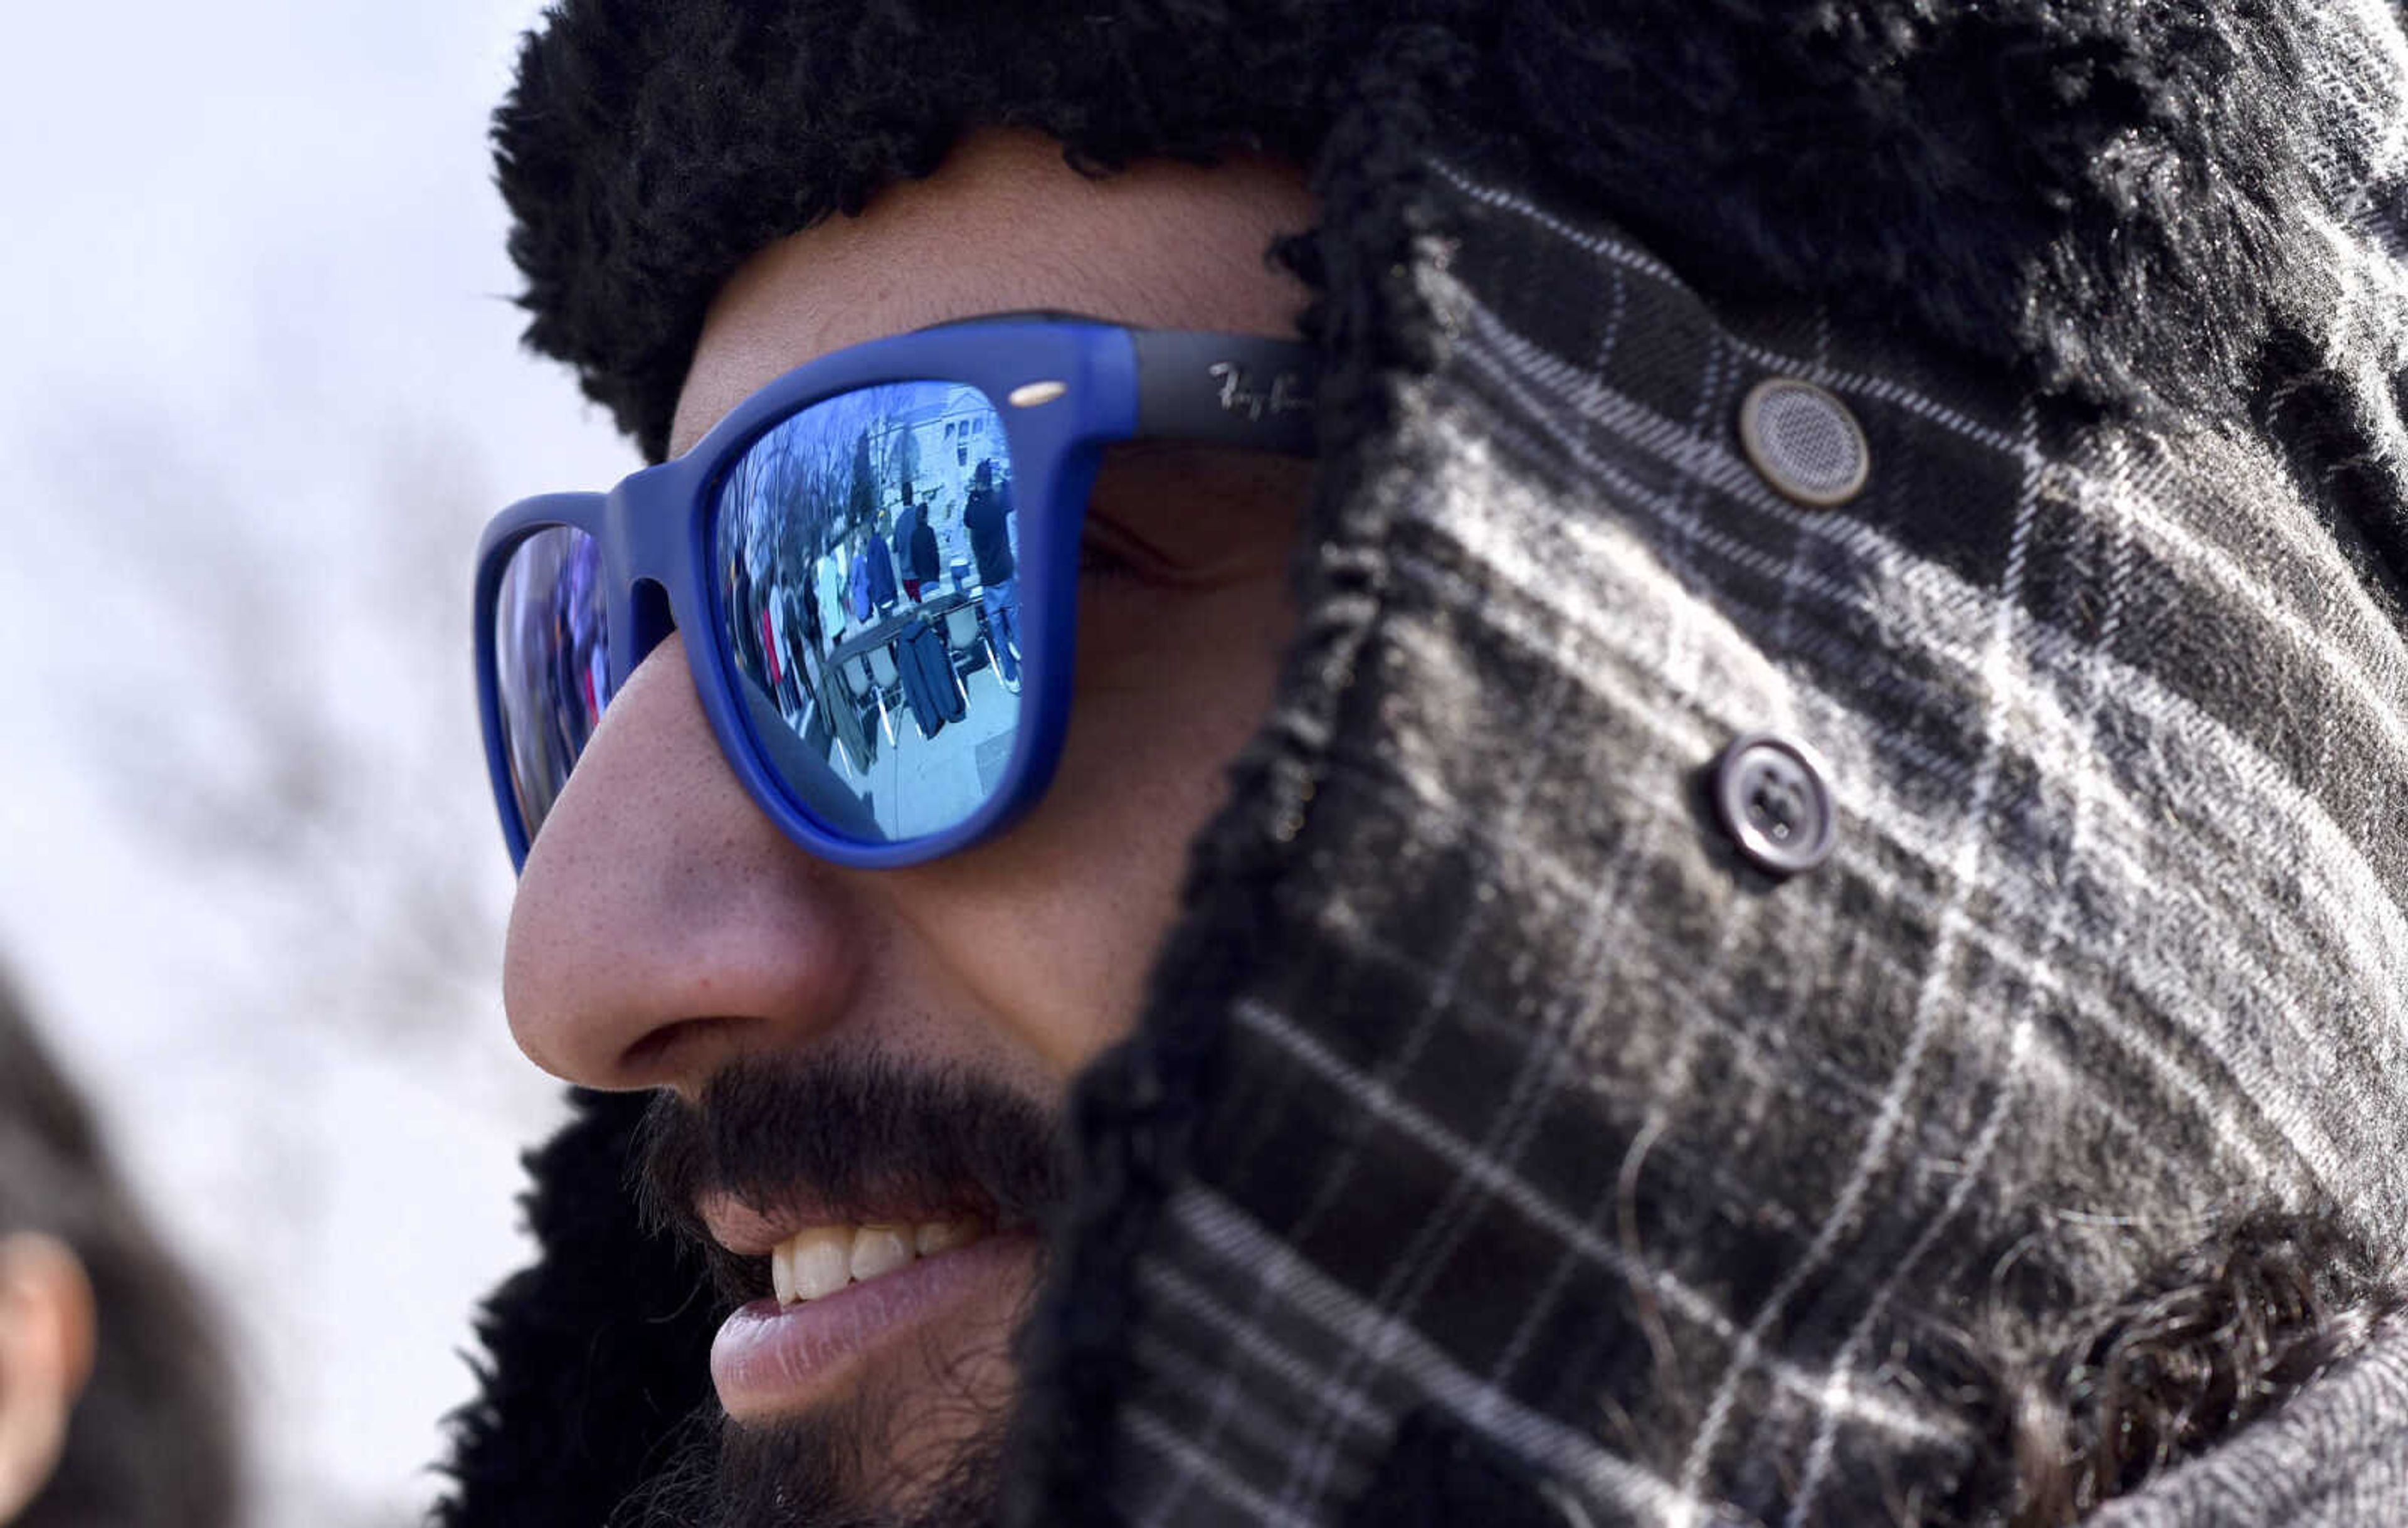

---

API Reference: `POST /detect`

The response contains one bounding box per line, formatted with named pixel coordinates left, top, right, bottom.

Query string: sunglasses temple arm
left=1130, top=330, right=1319, bottom=458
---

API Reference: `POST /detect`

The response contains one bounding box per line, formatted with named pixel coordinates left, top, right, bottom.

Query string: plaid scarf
left=1008, top=19, right=2408, bottom=1527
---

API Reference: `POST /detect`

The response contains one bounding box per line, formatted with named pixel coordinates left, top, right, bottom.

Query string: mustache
left=635, top=1051, right=1069, bottom=1303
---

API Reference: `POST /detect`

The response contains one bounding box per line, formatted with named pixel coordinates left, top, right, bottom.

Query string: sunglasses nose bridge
left=604, top=461, right=702, bottom=689
left=619, top=578, right=677, bottom=680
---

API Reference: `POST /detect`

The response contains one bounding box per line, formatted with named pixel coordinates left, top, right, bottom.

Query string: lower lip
left=709, top=1234, right=1037, bottom=1421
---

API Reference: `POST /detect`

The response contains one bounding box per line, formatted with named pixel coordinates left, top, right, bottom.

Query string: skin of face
left=500, top=129, right=1317, bottom=1510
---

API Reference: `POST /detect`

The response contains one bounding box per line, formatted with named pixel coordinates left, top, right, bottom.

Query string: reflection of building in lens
left=862, top=386, right=1002, bottom=574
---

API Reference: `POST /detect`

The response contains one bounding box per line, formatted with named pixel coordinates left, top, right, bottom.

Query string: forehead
left=668, top=129, right=1318, bottom=459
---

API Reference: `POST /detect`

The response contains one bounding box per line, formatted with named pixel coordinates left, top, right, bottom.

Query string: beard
left=625, top=1379, right=1010, bottom=1528
left=628, top=1051, right=1066, bottom=1527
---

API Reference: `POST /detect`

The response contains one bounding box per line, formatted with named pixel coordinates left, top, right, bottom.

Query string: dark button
left=1713, top=731, right=1836, bottom=876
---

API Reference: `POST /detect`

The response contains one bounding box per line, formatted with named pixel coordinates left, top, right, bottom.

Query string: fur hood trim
left=495, top=0, right=2408, bottom=462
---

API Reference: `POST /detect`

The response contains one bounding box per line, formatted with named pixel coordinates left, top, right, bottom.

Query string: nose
left=502, top=634, right=862, bottom=1094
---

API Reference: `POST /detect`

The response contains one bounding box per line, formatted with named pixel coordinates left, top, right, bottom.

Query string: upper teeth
left=769, top=1220, right=984, bottom=1305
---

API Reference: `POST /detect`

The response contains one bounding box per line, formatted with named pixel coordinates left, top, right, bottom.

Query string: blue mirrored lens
left=712, top=381, right=1022, bottom=846
left=494, top=526, right=611, bottom=843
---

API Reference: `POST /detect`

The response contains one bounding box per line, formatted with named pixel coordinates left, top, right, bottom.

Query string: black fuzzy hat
left=497, top=0, right=2373, bottom=465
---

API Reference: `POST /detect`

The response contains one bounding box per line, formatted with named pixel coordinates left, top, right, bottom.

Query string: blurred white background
left=0, top=4, right=639, bottom=1523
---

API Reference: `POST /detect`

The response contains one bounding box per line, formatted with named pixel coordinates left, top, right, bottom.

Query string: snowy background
left=0, top=4, right=638, bottom=1524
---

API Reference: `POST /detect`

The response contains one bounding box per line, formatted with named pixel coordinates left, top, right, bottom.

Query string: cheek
left=892, top=573, right=1293, bottom=1074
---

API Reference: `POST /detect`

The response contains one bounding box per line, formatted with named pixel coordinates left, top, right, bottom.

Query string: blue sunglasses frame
left=475, top=313, right=1317, bottom=873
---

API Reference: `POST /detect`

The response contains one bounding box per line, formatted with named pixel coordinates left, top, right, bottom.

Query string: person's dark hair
left=0, top=974, right=241, bottom=1528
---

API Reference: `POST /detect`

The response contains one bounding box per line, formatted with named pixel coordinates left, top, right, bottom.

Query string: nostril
left=618, top=1014, right=746, bottom=1083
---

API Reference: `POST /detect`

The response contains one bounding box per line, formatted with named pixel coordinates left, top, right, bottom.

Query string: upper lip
left=696, top=1192, right=987, bottom=1258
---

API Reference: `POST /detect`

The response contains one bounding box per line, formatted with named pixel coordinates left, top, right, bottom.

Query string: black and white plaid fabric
left=1011, top=13, right=2408, bottom=1525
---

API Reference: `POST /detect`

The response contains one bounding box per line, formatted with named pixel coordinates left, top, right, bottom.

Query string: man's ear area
left=0, top=1232, right=95, bottom=1524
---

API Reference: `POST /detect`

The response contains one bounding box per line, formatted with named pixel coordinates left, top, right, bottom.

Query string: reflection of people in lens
left=759, top=577, right=793, bottom=727
left=815, top=537, right=848, bottom=642
left=728, top=551, right=764, bottom=684
left=892, top=497, right=939, bottom=604
left=845, top=529, right=874, bottom=626
left=963, top=457, right=1019, bottom=689
left=781, top=584, right=815, bottom=724
left=862, top=516, right=900, bottom=617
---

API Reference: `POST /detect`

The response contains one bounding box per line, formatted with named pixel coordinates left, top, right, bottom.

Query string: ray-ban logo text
left=1210, top=362, right=1311, bottom=423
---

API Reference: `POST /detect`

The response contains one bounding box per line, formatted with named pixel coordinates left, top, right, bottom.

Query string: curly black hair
left=0, top=976, right=241, bottom=1528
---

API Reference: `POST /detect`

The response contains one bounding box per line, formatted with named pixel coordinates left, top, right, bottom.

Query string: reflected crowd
left=713, top=382, right=1025, bottom=843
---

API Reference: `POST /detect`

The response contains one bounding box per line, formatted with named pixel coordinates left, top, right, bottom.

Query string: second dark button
left=1712, top=731, right=1837, bottom=876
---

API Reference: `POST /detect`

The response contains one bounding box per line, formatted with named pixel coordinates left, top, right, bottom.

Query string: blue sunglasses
left=475, top=312, right=1317, bottom=871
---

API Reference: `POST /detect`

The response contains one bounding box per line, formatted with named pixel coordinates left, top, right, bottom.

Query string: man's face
left=502, top=130, right=1316, bottom=1522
